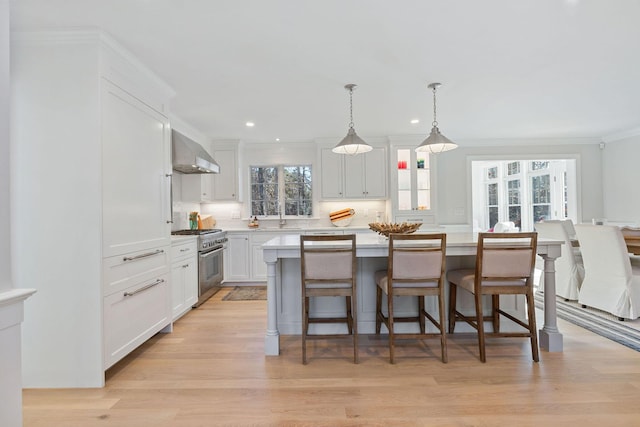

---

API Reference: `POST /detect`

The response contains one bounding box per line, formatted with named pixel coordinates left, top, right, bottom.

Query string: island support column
left=264, top=251, right=280, bottom=355
left=539, top=246, right=563, bottom=352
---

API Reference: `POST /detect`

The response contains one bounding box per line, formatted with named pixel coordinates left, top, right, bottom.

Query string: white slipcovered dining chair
left=493, top=221, right=516, bottom=233
left=535, top=221, right=584, bottom=300
left=574, top=225, right=640, bottom=320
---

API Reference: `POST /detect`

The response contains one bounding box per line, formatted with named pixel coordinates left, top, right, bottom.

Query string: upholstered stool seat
left=300, top=234, right=358, bottom=364
left=375, top=233, right=448, bottom=364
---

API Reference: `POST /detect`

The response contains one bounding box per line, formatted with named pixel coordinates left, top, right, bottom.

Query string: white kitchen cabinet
left=344, top=147, right=387, bottom=199
left=320, top=146, right=387, bottom=199
left=181, top=146, right=240, bottom=202
left=250, top=232, right=280, bottom=281
left=320, top=148, right=345, bottom=198
left=181, top=174, right=214, bottom=202
left=212, top=148, right=239, bottom=201
left=102, top=81, right=172, bottom=256
left=226, top=233, right=250, bottom=281
left=170, top=239, right=198, bottom=321
left=390, top=145, right=437, bottom=226
left=13, top=31, right=174, bottom=387
left=103, top=271, right=171, bottom=369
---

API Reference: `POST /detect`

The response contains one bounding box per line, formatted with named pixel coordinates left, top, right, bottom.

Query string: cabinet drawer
left=171, top=240, right=197, bottom=261
left=103, top=246, right=170, bottom=297
left=103, top=272, right=171, bottom=369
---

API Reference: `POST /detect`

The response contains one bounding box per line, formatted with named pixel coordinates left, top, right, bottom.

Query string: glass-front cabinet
left=392, top=145, right=436, bottom=225
left=397, top=148, right=431, bottom=211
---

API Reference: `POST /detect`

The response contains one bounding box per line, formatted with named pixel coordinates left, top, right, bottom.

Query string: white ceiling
left=10, top=0, right=640, bottom=144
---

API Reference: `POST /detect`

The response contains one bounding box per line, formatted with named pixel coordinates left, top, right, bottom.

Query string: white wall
left=0, top=0, right=10, bottom=293
left=602, top=135, right=640, bottom=225
left=434, top=141, right=604, bottom=225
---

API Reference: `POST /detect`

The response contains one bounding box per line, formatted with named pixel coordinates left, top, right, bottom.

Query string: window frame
left=249, top=164, right=313, bottom=218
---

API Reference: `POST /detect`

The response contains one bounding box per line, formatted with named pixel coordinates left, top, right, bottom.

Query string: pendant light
left=332, top=84, right=373, bottom=155
left=416, top=82, right=458, bottom=154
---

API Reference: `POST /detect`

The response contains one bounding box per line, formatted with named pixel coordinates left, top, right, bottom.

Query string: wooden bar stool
left=447, top=232, right=539, bottom=363
left=300, top=234, right=358, bottom=364
left=375, top=233, right=448, bottom=363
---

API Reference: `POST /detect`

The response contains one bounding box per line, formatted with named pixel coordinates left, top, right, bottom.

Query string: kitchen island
left=262, top=232, right=564, bottom=356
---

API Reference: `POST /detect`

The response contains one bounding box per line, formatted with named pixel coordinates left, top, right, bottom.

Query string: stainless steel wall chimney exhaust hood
left=172, top=130, right=220, bottom=174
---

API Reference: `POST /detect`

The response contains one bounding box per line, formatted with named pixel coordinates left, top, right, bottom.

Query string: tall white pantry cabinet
left=12, top=31, right=175, bottom=387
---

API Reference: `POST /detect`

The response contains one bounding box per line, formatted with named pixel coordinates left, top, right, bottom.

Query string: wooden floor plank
left=23, top=288, right=640, bottom=426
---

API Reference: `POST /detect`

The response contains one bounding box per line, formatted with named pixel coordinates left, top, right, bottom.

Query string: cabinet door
left=226, top=234, right=250, bottom=280
left=171, top=256, right=198, bottom=320
left=250, top=232, right=280, bottom=281
left=212, top=149, right=238, bottom=200
left=171, top=262, right=186, bottom=318
left=344, top=153, right=366, bottom=198
left=183, top=258, right=198, bottom=307
left=103, top=272, right=171, bottom=369
left=363, top=147, right=387, bottom=198
left=102, top=81, right=171, bottom=257
left=181, top=174, right=212, bottom=202
left=320, top=148, right=345, bottom=198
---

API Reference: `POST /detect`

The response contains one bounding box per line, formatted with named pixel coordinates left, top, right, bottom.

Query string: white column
left=263, top=250, right=280, bottom=355
left=539, top=249, right=563, bottom=352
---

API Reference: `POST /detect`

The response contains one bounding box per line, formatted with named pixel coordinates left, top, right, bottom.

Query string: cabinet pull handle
left=182, top=264, right=189, bottom=268
left=166, top=173, right=174, bottom=224
left=123, top=249, right=164, bottom=262
left=124, top=278, right=164, bottom=297
left=179, top=248, right=189, bottom=252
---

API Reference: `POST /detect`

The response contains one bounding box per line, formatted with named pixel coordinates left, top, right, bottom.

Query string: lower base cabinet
left=103, top=272, right=171, bottom=369
left=171, top=239, right=198, bottom=320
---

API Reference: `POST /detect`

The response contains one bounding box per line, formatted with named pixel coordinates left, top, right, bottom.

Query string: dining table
left=262, top=232, right=564, bottom=356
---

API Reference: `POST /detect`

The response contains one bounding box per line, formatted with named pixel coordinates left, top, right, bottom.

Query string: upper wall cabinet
left=212, top=148, right=240, bottom=201
left=320, top=147, right=387, bottom=199
left=181, top=144, right=241, bottom=202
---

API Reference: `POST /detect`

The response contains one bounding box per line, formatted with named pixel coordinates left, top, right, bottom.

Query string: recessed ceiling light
left=276, top=138, right=280, bottom=142
left=245, top=121, right=255, bottom=127
left=410, top=119, right=420, bottom=124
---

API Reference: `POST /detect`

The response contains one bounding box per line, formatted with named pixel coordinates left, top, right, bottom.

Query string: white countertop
left=262, top=232, right=563, bottom=251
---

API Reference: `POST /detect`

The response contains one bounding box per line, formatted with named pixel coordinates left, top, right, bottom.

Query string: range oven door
left=196, top=245, right=224, bottom=306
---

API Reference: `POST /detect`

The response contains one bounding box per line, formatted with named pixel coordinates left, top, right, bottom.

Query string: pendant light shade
left=416, top=82, right=458, bottom=154
left=332, top=84, right=373, bottom=155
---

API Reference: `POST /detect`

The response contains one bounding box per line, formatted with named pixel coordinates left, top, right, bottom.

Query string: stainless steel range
left=172, top=229, right=227, bottom=307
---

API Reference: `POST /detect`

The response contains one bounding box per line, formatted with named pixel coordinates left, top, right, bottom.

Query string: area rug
left=222, top=286, right=267, bottom=301
left=534, top=292, right=640, bottom=351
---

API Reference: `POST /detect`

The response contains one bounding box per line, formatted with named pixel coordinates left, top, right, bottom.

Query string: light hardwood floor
left=23, top=288, right=640, bottom=426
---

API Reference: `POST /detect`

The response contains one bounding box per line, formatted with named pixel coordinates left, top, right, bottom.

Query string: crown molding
left=602, top=127, right=640, bottom=143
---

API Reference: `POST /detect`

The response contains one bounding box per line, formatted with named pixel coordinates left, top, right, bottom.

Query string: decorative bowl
left=331, top=216, right=353, bottom=227
left=368, top=222, right=422, bottom=237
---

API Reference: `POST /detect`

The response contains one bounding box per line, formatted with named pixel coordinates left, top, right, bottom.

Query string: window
left=507, top=161, right=520, bottom=176
left=472, top=159, right=576, bottom=232
left=283, top=166, right=312, bottom=216
left=531, top=174, right=551, bottom=222
left=507, top=179, right=522, bottom=229
left=250, top=166, right=278, bottom=216
left=250, top=165, right=312, bottom=217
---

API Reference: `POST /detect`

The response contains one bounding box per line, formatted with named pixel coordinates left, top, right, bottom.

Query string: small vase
left=189, top=219, right=198, bottom=230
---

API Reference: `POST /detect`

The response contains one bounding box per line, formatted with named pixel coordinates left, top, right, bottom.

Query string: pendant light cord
left=432, top=85, right=438, bottom=128
left=348, top=86, right=355, bottom=129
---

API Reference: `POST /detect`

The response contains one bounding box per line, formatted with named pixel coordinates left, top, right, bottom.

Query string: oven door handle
left=200, top=246, right=224, bottom=258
